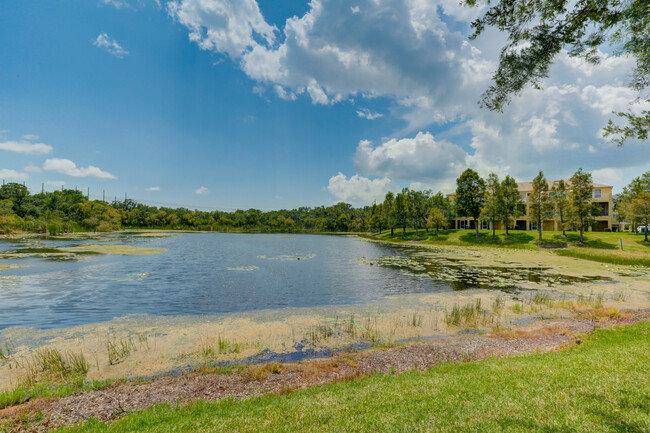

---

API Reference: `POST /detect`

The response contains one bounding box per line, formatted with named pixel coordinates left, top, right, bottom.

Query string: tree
left=426, top=207, right=448, bottom=237
left=529, top=171, right=553, bottom=241
left=480, top=173, right=502, bottom=240
left=383, top=192, right=395, bottom=235
left=569, top=168, right=599, bottom=243
left=455, top=168, right=486, bottom=238
left=0, top=183, right=29, bottom=217
left=407, top=189, right=428, bottom=236
left=551, top=179, right=569, bottom=236
left=429, top=192, right=454, bottom=223
left=630, top=192, right=650, bottom=241
left=500, top=175, right=521, bottom=236
left=464, top=0, right=649, bottom=145
left=389, top=192, right=409, bottom=236
left=368, top=202, right=384, bottom=233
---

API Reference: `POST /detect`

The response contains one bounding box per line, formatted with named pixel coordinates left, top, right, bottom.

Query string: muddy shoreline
left=2, top=312, right=646, bottom=432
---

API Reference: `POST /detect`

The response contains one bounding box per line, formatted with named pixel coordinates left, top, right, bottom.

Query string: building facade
left=447, top=181, right=617, bottom=232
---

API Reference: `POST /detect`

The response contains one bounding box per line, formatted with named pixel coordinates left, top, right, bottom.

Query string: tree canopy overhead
left=465, top=0, right=649, bottom=145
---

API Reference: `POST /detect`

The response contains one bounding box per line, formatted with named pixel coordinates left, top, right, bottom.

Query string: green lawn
left=55, top=322, right=650, bottom=433
left=368, top=229, right=650, bottom=267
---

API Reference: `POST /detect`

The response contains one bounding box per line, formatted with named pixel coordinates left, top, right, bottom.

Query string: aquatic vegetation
left=111, top=272, right=151, bottom=282
left=106, top=337, right=136, bottom=365
left=408, top=312, right=422, bottom=327
left=0, top=342, right=15, bottom=361
left=305, top=325, right=334, bottom=345
left=492, top=295, right=505, bottom=313
left=445, top=299, right=491, bottom=329
left=0, top=275, right=32, bottom=291
left=263, top=253, right=316, bottom=261
left=58, top=244, right=167, bottom=255
left=226, top=266, right=259, bottom=271
left=23, top=348, right=89, bottom=385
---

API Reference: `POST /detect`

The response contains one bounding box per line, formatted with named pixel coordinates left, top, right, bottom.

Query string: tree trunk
left=475, top=219, right=479, bottom=238
left=646, top=217, right=649, bottom=242
left=538, top=217, right=542, bottom=241
left=579, top=217, right=584, bottom=243
left=403, top=225, right=406, bottom=236
left=391, top=227, right=394, bottom=236
left=492, top=223, right=496, bottom=240
left=415, top=226, right=418, bottom=236
left=435, top=226, right=439, bottom=237
left=505, top=220, right=509, bottom=236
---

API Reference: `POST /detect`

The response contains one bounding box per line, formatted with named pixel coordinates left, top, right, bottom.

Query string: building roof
left=516, top=181, right=611, bottom=192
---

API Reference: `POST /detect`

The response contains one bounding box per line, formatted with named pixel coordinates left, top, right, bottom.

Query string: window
left=594, top=189, right=602, bottom=199
left=459, top=220, right=468, bottom=229
left=530, top=221, right=538, bottom=231
left=481, top=220, right=490, bottom=230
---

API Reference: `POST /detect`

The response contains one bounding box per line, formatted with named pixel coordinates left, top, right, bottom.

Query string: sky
left=1, top=0, right=648, bottom=211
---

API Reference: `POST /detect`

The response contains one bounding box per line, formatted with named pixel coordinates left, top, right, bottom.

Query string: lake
left=0, top=233, right=458, bottom=330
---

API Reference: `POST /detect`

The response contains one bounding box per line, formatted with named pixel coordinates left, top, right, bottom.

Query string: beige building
left=448, top=181, right=617, bottom=232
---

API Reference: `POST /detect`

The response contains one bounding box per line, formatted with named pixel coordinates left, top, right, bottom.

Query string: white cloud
left=168, top=0, right=277, bottom=60
left=0, top=169, right=29, bottom=180
left=21, top=134, right=39, bottom=140
left=350, top=6, right=360, bottom=14
left=354, top=132, right=468, bottom=182
left=46, top=180, right=66, bottom=188
left=43, top=158, right=117, bottom=179
left=195, top=186, right=209, bottom=195
left=100, top=0, right=130, bottom=8
left=0, top=140, right=52, bottom=154
left=356, top=108, right=383, bottom=120
left=93, top=33, right=129, bottom=58
left=327, top=173, right=394, bottom=204
left=24, top=165, right=42, bottom=173
left=168, top=0, right=649, bottom=194
left=146, top=186, right=161, bottom=191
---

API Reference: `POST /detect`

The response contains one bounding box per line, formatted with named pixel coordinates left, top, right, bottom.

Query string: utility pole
left=87, top=187, right=90, bottom=200
left=42, top=183, right=44, bottom=194
left=103, top=190, right=105, bottom=202
left=125, top=192, right=127, bottom=202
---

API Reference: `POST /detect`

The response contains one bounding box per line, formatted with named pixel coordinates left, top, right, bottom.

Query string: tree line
left=1, top=168, right=649, bottom=241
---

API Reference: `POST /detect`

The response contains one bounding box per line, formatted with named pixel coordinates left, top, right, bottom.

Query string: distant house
left=447, top=181, right=617, bottom=232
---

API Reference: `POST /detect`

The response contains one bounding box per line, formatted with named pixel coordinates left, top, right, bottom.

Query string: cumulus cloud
left=327, top=172, right=394, bottom=203
left=0, top=140, right=52, bottom=154
left=356, top=108, right=383, bottom=120
left=195, top=186, right=209, bottom=194
left=0, top=169, right=29, bottom=180
left=146, top=186, right=161, bottom=191
left=93, top=33, right=129, bottom=58
left=43, top=158, right=117, bottom=179
left=168, top=0, right=649, bottom=193
left=354, top=132, right=468, bottom=182
left=21, top=134, right=39, bottom=140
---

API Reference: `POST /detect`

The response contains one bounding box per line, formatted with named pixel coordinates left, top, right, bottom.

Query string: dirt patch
left=2, top=314, right=646, bottom=432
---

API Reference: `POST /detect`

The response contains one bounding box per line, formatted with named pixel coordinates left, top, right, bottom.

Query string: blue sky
left=1, top=0, right=648, bottom=210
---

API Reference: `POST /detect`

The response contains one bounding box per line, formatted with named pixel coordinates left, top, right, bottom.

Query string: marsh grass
left=408, top=312, right=422, bottom=327
left=106, top=338, right=136, bottom=365
left=445, top=299, right=491, bottom=329
left=306, top=325, right=334, bottom=345
left=0, top=342, right=15, bottom=361
left=20, top=348, right=89, bottom=388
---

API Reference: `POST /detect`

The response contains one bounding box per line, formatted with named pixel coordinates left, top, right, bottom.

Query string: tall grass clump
left=106, top=337, right=136, bottom=365
left=23, top=348, right=89, bottom=385
left=445, top=299, right=490, bottom=329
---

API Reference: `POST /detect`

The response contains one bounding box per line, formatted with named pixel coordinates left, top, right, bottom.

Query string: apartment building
left=447, top=181, right=617, bottom=232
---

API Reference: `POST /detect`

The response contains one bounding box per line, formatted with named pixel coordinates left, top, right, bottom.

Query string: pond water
left=0, top=233, right=455, bottom=330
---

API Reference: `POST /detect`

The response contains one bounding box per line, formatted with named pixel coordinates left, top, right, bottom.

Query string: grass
left=555, top=247, right=650, bottom=267
left=52, top=321, right=650, bottom=433
left=0, top=379, right=114, bottom=410
left=367, top=229, right=650, bottom=267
